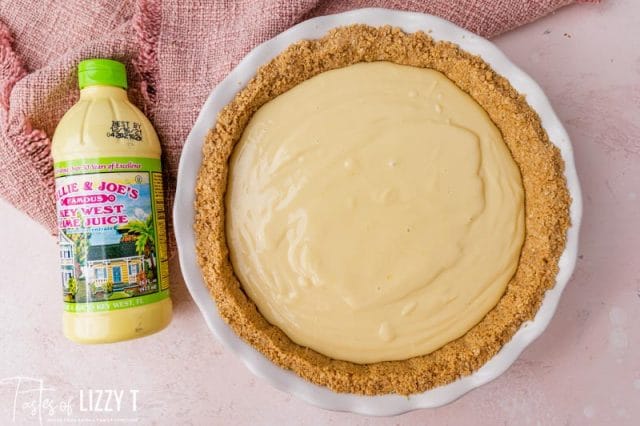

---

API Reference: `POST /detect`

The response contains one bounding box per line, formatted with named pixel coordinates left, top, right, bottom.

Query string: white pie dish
left=173, top=8, right=582, bottom=416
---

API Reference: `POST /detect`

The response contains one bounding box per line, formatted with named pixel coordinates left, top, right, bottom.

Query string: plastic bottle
left=52, top=59, right=171, bottom=343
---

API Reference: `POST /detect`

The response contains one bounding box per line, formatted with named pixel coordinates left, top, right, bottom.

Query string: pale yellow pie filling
left=226, top=62, right=525, bottom=364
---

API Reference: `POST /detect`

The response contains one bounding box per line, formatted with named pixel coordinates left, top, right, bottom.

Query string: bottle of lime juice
left=52, top=59, right=171, bottom=343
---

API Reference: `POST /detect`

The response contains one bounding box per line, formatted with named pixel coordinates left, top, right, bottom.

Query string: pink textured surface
left=0, top=0, right=638, bottom=424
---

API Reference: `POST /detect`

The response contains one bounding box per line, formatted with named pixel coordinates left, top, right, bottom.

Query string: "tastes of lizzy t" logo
left=0, top=376, right=139, bottom=424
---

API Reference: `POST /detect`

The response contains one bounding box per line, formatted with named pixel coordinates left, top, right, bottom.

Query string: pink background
left=0, top=0, right=638, bottom=424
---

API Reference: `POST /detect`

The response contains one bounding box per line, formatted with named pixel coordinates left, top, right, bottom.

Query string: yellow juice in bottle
left=52, top=59, right=171, bottom=343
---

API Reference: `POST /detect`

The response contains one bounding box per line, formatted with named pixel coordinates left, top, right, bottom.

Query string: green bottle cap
left=78, top=58, right=128, bottom=89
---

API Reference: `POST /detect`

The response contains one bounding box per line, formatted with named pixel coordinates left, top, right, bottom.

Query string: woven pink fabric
left=0, top=0, right=585, bottom=254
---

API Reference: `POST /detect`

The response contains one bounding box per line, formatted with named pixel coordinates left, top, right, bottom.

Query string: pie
left=195, top=25, right=570, bottom=395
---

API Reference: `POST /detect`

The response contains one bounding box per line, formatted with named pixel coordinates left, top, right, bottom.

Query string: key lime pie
left=195, top=25, right=570, bottom=395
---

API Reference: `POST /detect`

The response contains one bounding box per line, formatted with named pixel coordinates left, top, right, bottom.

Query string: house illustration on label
left=59, top=232, right=76, bottom=291
left=85, top=242, right=145, bottom=289
left=58, top=215, right=158, bottom=302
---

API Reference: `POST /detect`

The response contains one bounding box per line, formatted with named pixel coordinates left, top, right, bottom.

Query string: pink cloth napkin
left=0, top=0, right=586, bottom=254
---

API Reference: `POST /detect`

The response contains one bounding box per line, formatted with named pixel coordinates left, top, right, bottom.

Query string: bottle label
left=54, top=157, right=169, bottom=312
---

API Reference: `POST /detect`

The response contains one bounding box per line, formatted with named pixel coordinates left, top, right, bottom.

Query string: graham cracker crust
left=194, top=25, right=571, bottom=395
